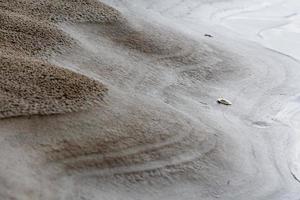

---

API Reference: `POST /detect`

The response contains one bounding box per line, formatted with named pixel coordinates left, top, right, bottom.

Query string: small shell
left=217, top=98, right=232, bottom=105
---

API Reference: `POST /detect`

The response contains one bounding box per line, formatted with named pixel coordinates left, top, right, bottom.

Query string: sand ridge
left=0, top=0, right=121, bottom=23
left=0, top=0, right=123, bottom=118
left=0, top=55, right=107, bottom=118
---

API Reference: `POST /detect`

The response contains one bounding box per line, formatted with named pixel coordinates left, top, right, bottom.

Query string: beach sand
left=1, top=0, right=300, bottom=200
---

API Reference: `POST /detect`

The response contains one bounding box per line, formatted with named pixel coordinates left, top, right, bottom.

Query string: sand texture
left=1, top=0, right=300, bottom=200
left=0, top=0, right=119, bottom=118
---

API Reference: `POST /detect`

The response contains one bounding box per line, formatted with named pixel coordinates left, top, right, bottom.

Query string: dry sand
left=0, top=55, right=107, bottom=118
left=0, top=0, right=118, bottom=118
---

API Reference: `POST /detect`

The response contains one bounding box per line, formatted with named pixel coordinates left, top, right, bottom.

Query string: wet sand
left=1, top=0, right=300, bottom=200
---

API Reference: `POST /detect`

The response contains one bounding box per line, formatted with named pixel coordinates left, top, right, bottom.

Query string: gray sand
left=1, top=0, right=300, bottom=200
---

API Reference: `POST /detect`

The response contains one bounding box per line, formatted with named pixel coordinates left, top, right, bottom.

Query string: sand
left=1, top=0, right=300, bottom=200
left=0, top=55, right=107, bottom=118
left=0, top=0, right=121, bottom=118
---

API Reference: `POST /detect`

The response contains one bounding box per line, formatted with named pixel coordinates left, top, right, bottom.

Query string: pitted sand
left=0, top=9, right=71, bottom=56
left=0, top=0, right=121, bottom=23
left=0, top=55, right=107, bottom=118
left=0, top=0, right=122, bottom=118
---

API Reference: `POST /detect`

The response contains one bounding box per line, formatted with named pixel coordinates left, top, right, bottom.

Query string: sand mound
left=0, top=0, right=121, bottom=23
left=0, top=10, right=71, bottom=56
left=97, top=21, right=184, bottom=54
left=0, top=55, right=107, bottom=118
left=0, top=0, right=122, bottom=118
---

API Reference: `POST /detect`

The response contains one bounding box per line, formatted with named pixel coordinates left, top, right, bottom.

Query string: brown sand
left=0, top=9, right=71, bottom=56
left=0, top=55, right=107, bottom=118
left=0, top=0, right=122, bottom=118
left=0, top=0, right=121, bottom=23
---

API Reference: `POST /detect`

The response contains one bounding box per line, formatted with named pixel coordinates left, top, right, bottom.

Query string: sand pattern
left=0, top=55, right=107, bottom=118
left=2, top=1, right=300, bottom=200
left=0, top=0, right=121, bottom=118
